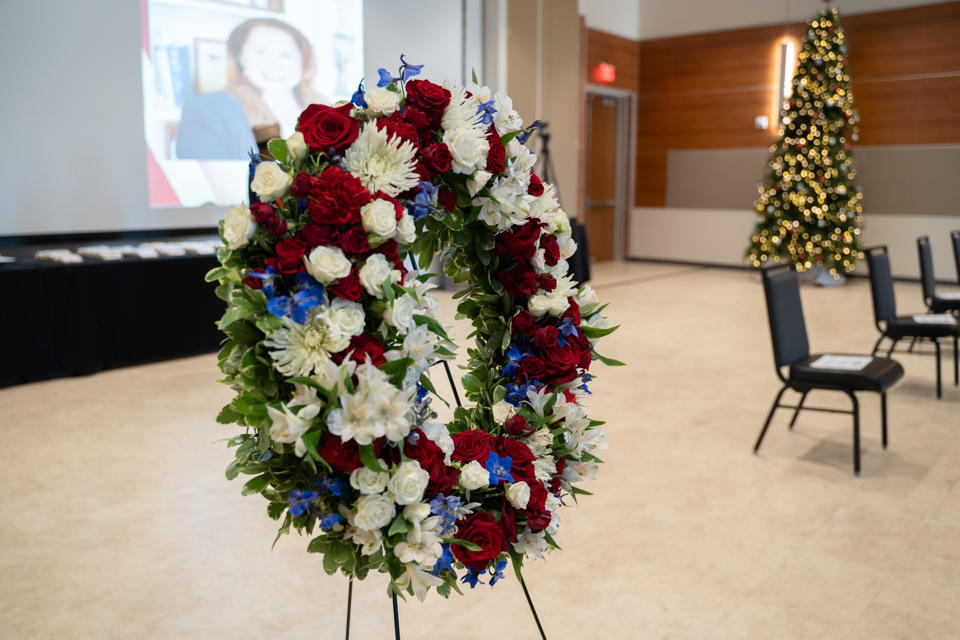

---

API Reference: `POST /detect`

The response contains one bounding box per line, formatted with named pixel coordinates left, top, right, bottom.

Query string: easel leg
left=520, top=575, right=548, bottom=640
left=345, top=578, right=353, bottom=640
left=392, top=592, right=401, bottom=640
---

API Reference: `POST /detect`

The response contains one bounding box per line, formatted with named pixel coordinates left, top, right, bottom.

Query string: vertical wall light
left=777, top=39, right=797, bottom=116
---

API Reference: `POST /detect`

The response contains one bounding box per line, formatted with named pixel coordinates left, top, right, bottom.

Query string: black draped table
left=1, top=254, right=223, bottom=388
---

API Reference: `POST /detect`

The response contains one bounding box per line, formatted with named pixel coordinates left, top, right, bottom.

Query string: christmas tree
left=746, top=7, right=863, bottom=279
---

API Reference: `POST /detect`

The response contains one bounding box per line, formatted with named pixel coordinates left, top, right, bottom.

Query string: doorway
left=584, top=88, right=634, bottom=262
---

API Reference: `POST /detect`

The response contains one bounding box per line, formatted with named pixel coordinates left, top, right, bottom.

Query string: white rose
left=467, top=170, right=492, bottom=196
left=384, top=295, right=415, bottom=334
left=285, top=131, right=307, bottom=160
left=388, top=460, right=429, bottom=505
left=365, top=86, right=401, bottom=116
left=459, top=460, right=491, bottom=491
left=547, top=293, right=570, bottom=317
left=350, top=466, right=389, bottom=495
left=329, top=298, right=365, bottom=336
left=492, top=401, right=515, bottom=425
left=354, top=493, right=396, bottom=531
left=304, top=245, right=352, bottom=284
left=528, top=294, right=551, bottom=317
left=223, top=204, right=256, bottom=249
left=250, top=161, right=291, bottom=201
left=359, top=253, right=393, bottom=297
left=443, top=127, right=489, bottom=174
left=506, top=481, right=531, bottom=510
left=395, top=213, right=416, bottom=244
left=577, top=285, right=599, bottom=307
left=361, top=199, right=398, bottom=238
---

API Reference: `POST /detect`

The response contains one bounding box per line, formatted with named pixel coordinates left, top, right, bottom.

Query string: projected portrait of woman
left=176, top=18, right=326, bottom=159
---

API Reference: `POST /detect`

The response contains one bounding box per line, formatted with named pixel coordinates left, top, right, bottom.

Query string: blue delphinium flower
left=579, top=372, right=593, bottom=395
left=409, top=181, right=437, bottom=220
left=399, top=54, right=423, bottom=82
left=351, top=79, right=367, bottom=108
left=247, top=148, right=262, bottom=201
left=489, top=560, right=507, bottom=587
left=377, top=68, right=396, bottom=88
left=416, top=382, right=430, bottom=403
left=247, top=266, right=277, bottom=297
left=516, top=120, right=544, bottom=145
left=319, top=512, right=343, bottom=532
left=429, top=494, right=461, bottom=532
left=267, top=294, right=293, bottom=319
left=484, top=452, right=514, bottom=485
left=432, top=544, right=455, bottom=577
left=315, top=477, right=346, bottom=497
left=288, top=490, right=318, bottom=517
left=557, top=316, right=578, bottom=347
left=406, top=430, right=420, bottom=446
left=505, top=379, right=539, bottom=406
left=476, top=99, right=497, bottom=125
left=502, top=346, right=526, bottom=378
left=461, top=569, right=485, bottom=589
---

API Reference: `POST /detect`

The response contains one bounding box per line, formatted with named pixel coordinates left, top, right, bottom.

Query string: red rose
left=563, top=299, right=581, bottom=325
left=527, top=172, right=544, bottom=196
left=308, top=166, right=370, bottom=225
left=497, top=264, right=539, bottom=298
left=504, top=414, right=534, bottom=437
left=549, top=457, right=565, bottom=494
left=495, top=436, right=537, bottom=484
left=519, top=355, right=547, bottom=382
left=485, top=127, right=506, bottom=175
left=332, top=333, right=385, bottom=367
left=298, top=222, right=338, bottom=248
left=329, top=268, right=362, bottom=301
left=420, top=143, right=452, bottom=178
left=451, top=512, right=505, bottom=571
left=290, top=171, right=313, bottom=198
left=438, top=190, right=457, bottom=212
left=317, top=434, right=363, bottom=473
left=404, top=80, right=451, bottom=127
left=534, top=326, right=560, bottom=350
left=495, top=219, right=542, bottom=260
left=264, top=215, right=287, bottom=236
left=524, top=484, right=553, bottom=533
left=270, top=238, right=306, bottom=274
left=538, top=273, right=557, bottom=292
left=338, top=226, right=371, bottom=256
left=500, top=500, right=519, bottom=546
left=298, top=102, right=359, bottom=151
left=539, top=234, right=560, bottom=266
left=512, top=311, right=536, bottom=336
left=405, top=430, right=457, bottom=495
left=540, top=346, right=579, bottom=384
left=452, top=429, right=495, bottom=464
left=250, top=201, right=275, bottom=223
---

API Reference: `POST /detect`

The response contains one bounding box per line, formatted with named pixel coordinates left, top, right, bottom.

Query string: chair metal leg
left=847, top=391, right=861, bottom=476
left=935, top=339, right=942, bottom=399
left=870, top=334, right=885, bottom=356
left=886, top=338, right=900, bottom=358
left=908, top=337, right=918, bottom=353
left=954, top=335, right=958, bottom=386
left=881, top=392, right=888, bottom=450
left=788, top=390, right=809, bottom=430
left=754, top=385, right=789, bottom=453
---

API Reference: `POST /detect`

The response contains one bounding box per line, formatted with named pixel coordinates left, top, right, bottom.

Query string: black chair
left=951, top=230, right=960, bottom=287
left=917, top=235, right=960, bottom=315
left=753, top=263, right=903, bottom=475
left=866, top=245, right=960, bottom=399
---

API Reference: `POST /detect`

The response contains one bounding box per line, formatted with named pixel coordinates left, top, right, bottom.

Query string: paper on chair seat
left=938, top=292, right=960, bottom=300
left=809, top=355, right=873, bottom=371
left=913, top=314, right=958, bottom=325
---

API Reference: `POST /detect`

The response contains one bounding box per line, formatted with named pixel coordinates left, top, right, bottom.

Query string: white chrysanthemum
left=442, top=83, right=487, bottom=134
left=264, top=311, right=345, bottom=377
left=344, top=123, right=419, bottom=197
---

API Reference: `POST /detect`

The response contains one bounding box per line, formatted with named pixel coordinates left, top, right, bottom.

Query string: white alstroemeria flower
left=493, top=92, right=523, bottom=132
left=267, top=403, right=319, bottom=457
left=340, top=505, right=384, bottom=555
left=395, top=564, right=444, bottom=602
left=467, top=170, right=492, bottom=196
left=513, top=527, right=549, bottom=560
left=421, top=421, right=455, bottom=463
left=563, top=460, right=600, bottom=483
left=344, top=123, right=419, bottom=196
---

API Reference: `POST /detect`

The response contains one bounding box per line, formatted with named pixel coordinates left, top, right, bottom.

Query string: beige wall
left=505, top=0, right=581, bottom=217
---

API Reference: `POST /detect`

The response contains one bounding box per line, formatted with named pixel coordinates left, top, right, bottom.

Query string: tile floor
left=1, top=261, right=958, bottom=639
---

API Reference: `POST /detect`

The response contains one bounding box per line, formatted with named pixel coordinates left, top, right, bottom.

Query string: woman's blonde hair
left=225, top=18, right=323, bottom=140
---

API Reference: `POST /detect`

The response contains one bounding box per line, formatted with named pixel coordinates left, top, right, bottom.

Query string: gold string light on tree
left=746, top=5, right=863, bottom=278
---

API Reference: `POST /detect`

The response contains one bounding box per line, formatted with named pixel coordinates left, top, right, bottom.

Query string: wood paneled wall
left=586, top=2, right=960, bottom=207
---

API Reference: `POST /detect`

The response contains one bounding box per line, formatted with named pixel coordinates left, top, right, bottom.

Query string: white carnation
left=388, top=460, right=430, bottom=505
left=304, top=245, right=352, bottom=284
left=250, top=161, right=291, bottom=201
left=361, top=198, right=398, bottom=239
left=223, top=204, right=256, bottom=249
left=460, top=460, right=491, bottom=491
left=354, top=493, right=396, bottom=531
left=365, top=86, right=401, bottom=116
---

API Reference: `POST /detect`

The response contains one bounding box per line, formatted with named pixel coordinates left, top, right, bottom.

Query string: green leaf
left=225, top=460, right=240, bottom=481
left=322, top=554, right=339, bottom=575
left=471, top=67, right=478, bottom=84
left=267, top=501, right=286, bottom=520
left=205, top=266, right=231, bottom=282
left=255, top=314, right=283, bottom=334
left=216, top=405, right=242, bottom=424
left=570, top=486, right=594, bottom=496
left=358, top=444, right=387, bottom=472
left=267, top=138, right=288, bottom=164
left=388, top=514, right=410, bottom=537
left=580, top=324, right=620, bottom=339
left=445, top=537, right=482, bottom=552
left=509, top=551, right=525, bottom=583
left=461, top=373, right=482, bottom=395
left=593, top=351, right=626, bottom=367
left=241, top=473, right=271, bottom=495
left=499, top=129, right=522, bottom=146
left=543, top=531, right=562, bottom=550
left=307, top=536, right=331, bottom=553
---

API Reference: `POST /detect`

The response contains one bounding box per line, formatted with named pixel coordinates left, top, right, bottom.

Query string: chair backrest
left=761, top=264, right=810, bottom=370
left=917, top=235, right=936, bottom=303
left=951, top=230, right=960, bottom=285
left=865, top=246, right=897, bottom=324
